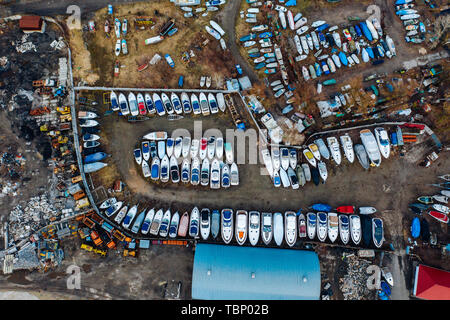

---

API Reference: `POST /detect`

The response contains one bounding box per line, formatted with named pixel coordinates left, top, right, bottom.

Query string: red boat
left=114, top=60, right=120, bottom=77
left=428, top=210, right=449, bottom=224
left=400, top=123, right=425, bottom=130
left=336, top=206, right=355, bottom=214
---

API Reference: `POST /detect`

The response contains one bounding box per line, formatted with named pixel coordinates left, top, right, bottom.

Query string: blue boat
left=249, top=52, right=260, bottom=58
left=151, top=160, right=160, bottom=180
left=131, top=209, right=146, bottom=234
left=255, top=62, right=266, bottom=70
left=366, top=46, right=374, bottom=59
left=259, top=32, right=273, bottom=39
left=264, top=52, right=275, bottom=58
left=354, top=24, right=362, bottom=37
left=381, top=281, right=391, bottom=296
left=265, top=57, right=276, bottom=63
left=285, top=0, right=297, bottom=6
left=142, top=141, right=149, bottom=156
left=315, top=23, right=329, bottom=32
left=282, top=105, right=293, bottom=114
left=411, top=217, right=420, bottom=238
left=314, top=62, right=322, bottom=77
left=240, top=33, right=256, bottom=42
left=145, top=94, right=155, bottom=113
left=84, top=152, right=108, bottom=164
left=359, top=22, right=373, bottom=41
left=338, top=52, right=348, bottom=66
left=311, top=203, right=332, bottom=212
left=153, top=93, right=165, bottom=115
left=167, top=27, right=178, bottom=36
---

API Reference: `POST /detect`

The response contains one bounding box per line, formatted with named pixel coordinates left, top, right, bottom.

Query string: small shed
left=19, top=16, right=46, bottom=33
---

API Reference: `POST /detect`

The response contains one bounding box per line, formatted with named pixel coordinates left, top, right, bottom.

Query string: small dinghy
left=200, top=208, right=211, bottom=240
left=339, top=214, right=350, bottom=244
left=306, top=212, right=317, bottom=240
left=189, top=207, right=200, bottom=238
left=84, top=152, right=108, bottom=164
left=298, top=213, right=306, bottom=238
left=248, top=211, right=260, bottom=246
left=303, top=149, right=317, bottom=167
left=235, top=210, right=248, bottom=245
left=328, top=212, right=339, bottom=243
left=177, top=212, right=189, bottom=237
left=159, top=209, right=172, bottom=237
left=317, top=212, right=328, bottom=242
left=273, top=212, right=284, bottom=246
left=221, top=208, right=234, bottom=244
left=141, top=208, right=155, bottom=235
left=359, top=207, right=377, bottom=215
left=350, top=214, right=361, bottom=245
left=285, top=211, right=297, bottom=247
left=372, top=218, right=384, bottom=248
left=168, top=211, right=180, bottom=238
left=302, top=163, right=311, bottom=181
left=432, top=204, right=450, bottom=214
left=210, top=209, right=220, bottom=239
left=261, top=212, right=273, bottom=245
left=336, top=206, right=355, bottom=214
left=428, top=210, right=449, bottom=224
left=318, top=161, right=327, bottom=183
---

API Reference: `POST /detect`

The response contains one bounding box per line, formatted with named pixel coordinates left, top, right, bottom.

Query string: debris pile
left=339, top=255, right=374, bottom=300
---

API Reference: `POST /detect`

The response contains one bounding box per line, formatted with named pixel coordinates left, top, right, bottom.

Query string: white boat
left=149, top=209, right=164, bottom=235
left=327, top=137, right=342, bottom=165
left=174, top=137, right=182, bottom=158
left=161, top=92, right=174, bottom=115
left=191, top=93, right=201, bottom=115
left=308, top=143, right=321, bottom=161
left=128, top=92, right=139, bottom=116
left=224, top=142, right=233, bottom=164
left=273, top=212, right=283, bottom=246
left=78, top=111, right=97, bottom=119
left=248, top=211, right=260, bottom=246
left=306, top=212, right=316, bottom=240
left=208, top=93, right=219, bottom=114
left=114, top=205, right=128, bottom=224
left=170, top=155, right=179, bottom=183
left=302, top=163, right=311, bottom=181
left=199, top=92, right=210, bottom=116
left=360, top=129, right=382, bottom=167
left=189, top=207, right=200, bottom=238
left=180, top=92, right=191, bottom=114
left=142, top=160, right=151, bottom=178
left=160, top=155, right=169, bottom=182
left=209, top=20, right=225, bottom=36
left=294, top=17, right=308, bottom=30
left=300, top=35, right=309, bottom=55
left=221, top=209, right=233, bottom=244
left=166, top=138, right=174, bottom=157
left=432, top=195, right=448, bottom=204
left=303, top=149, right=316, bottom=167
left=271, top=148, right=281, bottom=171
left=168, top=211, right=180, bottom=238
left=296, top=25, right=309, bottom=35
left=181, top=158, right=190, bottom=183
left=340, top=134, right=355, bottom=163
left=273, top=170, right=281, bottom=187
left=151, top=93, right=165, bottom=116
left=141, top=208, right=155, bottom=235
left=157, top=140, right=165, bottom=159
left=317, top=212, right=328, bottom=242
left=143, top=131, right=167, bottom=141
left=365, top=19, right=379, bottom=40
left=199, top=137, right=207, bottom=160
left=191, top=157, right=200, bottom=185
left=221, top=163, right=230, bottom=188
left=313, top=138, right=330, bottom=160
left=339, top=214, right=350, bottom=245
left=294, top=35, right=303, bottom=54
left=261, top=149, right=273, bottom=177
left=359, top=206, right=377, bottom=215
left=230, top=162, right=239, bottom=186
left=349, top=214, right=361, bottom=245
left=151, top=157, right=160, bottom=180
left=207, top=136, right=216, bottom=160
left=134, top=148, right=142, bottom=165
left=318, top=161, right=328, bottom=183
left=114, top=39, right=121, bottom=56
left=261, top=212, right=273, bottom=245
left=374, top=127, right=391, bottom=159
left=171, top=93, right=183, bottom=115
left=201, top=158, right=210, bottom=186
left=432, top=204, right=450, bottom=214
left=210, top=158, right=220, bottom=189
left=332, top=53, right=342, bottom=68
left=182, top=136, right=191, bottom=158
left=122, top=204, right=137, bottom=229
left=159, top=209, right=172, bottom=237
left=190, top=139, right=200, bottom=158
left=284, top=211, right=297, bottom=247
left=328, top=212, right=339, bottom=243
left=311, top=20, right=326, bottom=28
left=289, top=149, right=297, bottom=169
left=332, top=31, right=341, bottom=48
left=215, top=137, right=223, bottom=159
left=278, top=10, right=287, bottom=29
left=216, top=93, right=226, bottom=112
left=287, top=10, right=295, bottom=30
left=279, top=167, right=290, bottom=188
left=298, top=213, right=306, bottom=238
left=386, top=35, right=396, bottom=56
left=100, top=197, right=117, bottom=210
left=235, top=210, right=248, bottom=245
left=280, top=148, right=290, bottom=171
left=200, top=208, right=211, bottom=240
left=104, top=201, right=123, bottom=218
left=381, top=267, right=394, bottom=287
left=118, top=93, right=129, bottom=115
left=141, top=141, right=150, bottom=161
left=287, top=167, right=299, bottom=189
left=205, top=25, right=221, bottom=40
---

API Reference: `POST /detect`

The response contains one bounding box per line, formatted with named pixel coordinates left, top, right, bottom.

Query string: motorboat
left=174, top=137, right=182, bottom=158
left=314, top=138, right=330, bottom=160
left=272, top=148, right=281, bottom=171
left=170, top=93, right=183, bottom=115
left=200, top=208, right=211, bottom=240
left=190, top=139, right=199, bottom=159
left=280, top=148, right=290, bottom=170
left=208, top=93, right=219, bottom=114
left=328, top=212, right=339, bottom=243
left=142, top=160, right=151, bottom=178
left=149, top=209, right=164, bottom=235
left=296, top=165, right=306, bottom=187
left=359, top=207, right=377, bottom=215
left=142, top=141, right=150, bottom=161
left=180, top=92, right=192, bottom=114
left=169, top=156, right=179, bottom=183
left=190, top=157, right=200, bottom=185
left=159, top=209, right=172, bottom=237
left=157, top=140, right=166, bottom=159
left=141, top=208, right=155, bottom=235
left=221, top=208, right=234, bottom=244
left=302, top=163, right=311, bottom=181
left=318, top=161, right=328, bottom=183
left=177, top=212, right=189, bottom=237
left=327, top=137, right=342, bottom=165
left=143, top=131, right=168, bottom=141
left=298, top=213, right=306, bottom=238
left=216, top=137, right=224, bottom=159
left=372, top=218, right=384, bottom=248
left=273, top=212, right=283, bottom=246
left=308, top=143, right=321, bottom=161
left=151, top=157, right=160, bottom=180
left=360, top=129, right=382, bottom=167
left=230, top=163, right=239, bottom=186
left=211, top=210, right=220, bottom=239
left=248, top=211, right=260, bottom=246
left=303, top=149, right=316, bottom=167
left=339, top=214, right=350, bottom=245
left=354, top=144, right=370, bottom=170
left=340, top=134, right=355, bottom=163
left=199, top=138, right=207, bottom=160
left=114, top=205, right=128, bottom=224
left=284, top=211, right=297, bottom=247
left=128, top=92, right=139, bottom=116
left=350, top=214, right=361, bottom=245
left=199, top=93, right=210, bottom=116
left=104, top=201, right=122, bottom=218
left=235, top=210, right=248, bottom=245
left=110, top=91, right=119, bottom=111
left=161, top=92, right=174, bottom=114
left=216, top=93, right=226, bottom=112
left=122, top=204, right=138, bottom=229
left=224, top=142, right=234, bottom=164
left=189, top=207, right=200, bottom=238
left=118, top=93, right=129, bottom=115
left=317, top=212, right=328, bottom=242
left=207, top=136, right=216, bottom=160
left=144, top=93, right=156, bottom=114
left=134, top=148, right=142, bottom=165
left=168, top=211, right=180, bottom=238
left=160, top=155, right=169, bottom=182
left=136, top=93, right=147, bottom=115
left=182, top=136, right=191, bottom=158
left=191, top=93, right=201, bottom=115
left=306, top=212, right=316, bottom=240
left=200, top=158, right=210, bottom=186
left=374, top=127, right=391, bottom=159
left=181, top=158, right=190, bottom=183
left=261, top=149, right=273, bottom=177
left=210, top=159, right=220, bottom=189
left=261, top=212, right=273, bottom=245
left=221, top=163, right=230, bottom=188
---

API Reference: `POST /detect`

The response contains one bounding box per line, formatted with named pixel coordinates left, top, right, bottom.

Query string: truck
left=90, top=231, right=103, bottom=246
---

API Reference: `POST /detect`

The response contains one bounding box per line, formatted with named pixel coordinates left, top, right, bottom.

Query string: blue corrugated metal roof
left=192, top=244, right=321, bottom=300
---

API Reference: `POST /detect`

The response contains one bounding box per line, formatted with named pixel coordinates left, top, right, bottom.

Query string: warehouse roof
left=413, top=264, right=450, bottom=300
left=192, top=244, right=320, bottom=300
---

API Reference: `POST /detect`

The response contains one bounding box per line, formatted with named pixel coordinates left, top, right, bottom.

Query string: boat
left=83, top=162, right=107, bottom=173
left=190, top=93, right=201, bottom=115
left=260, top=212, right=273, bottom=244
left=339, top=214, right=350, bottom=244
left=210, top=20, right=225, bottom=36
left=210, top=210, right=220, bottom=239
left=114, top=205, right=128, bottom=224
left=374, top=127, right=390, bottom=159
left=308, top=143, right=321, bottom=161
left=272, top=170, right=281, bottom=187
left=210, top=159, right=220, bottom=189
left=365, top=19, right=379, bottom=40
left=287, top=167, right=299, bottom=189
left=190, top=157, right=200, bottom=185
left=170, top=93, right=182, bottom=115
left=215, top=137, right=223, bottom=159
left=360, top=129, right=381, bottom=167
left=287, top=10, right=295, bottom=30
left=273, top=212, right=283, bottom=246
left=78, top=111, right=97, bottom=120
left=372, top=218, right=384, bottom=248
left=303, top=149, right=316, bottom=167
left=317, top=212, right=328, bottom=242
left=279, top=167, right=290, bottom=188
left=359, top=207, right=377, bottom=215
left=182, top=136, right=191, bottom=158
left=161, top=93, right=174, bottom=114
left=142, top=160, right=151, bottom=178
left=294, top=17, right=308, bottom=30
left=432, top=195, right=448, bottom=204
left=168, top=211, right=180, bottom=238
left=289, top=149, right=297, bottom=169
left=306, top=212, right=316, bottom=240
left=159, top=209, right=172, bottom=237
left=170, top=155, right=179, bottom=183
left=165, top=138, right=174, bottom=158
left=207, top=136, right=216, bottom=159
left=297, top=213, right=306, bottom=238
left=207, top=93, right=219, bottom=114
left=122, top=204, right=138, bottom=229
left=100, top=197, right=117, bottom=210
left=141, top=208, right=155, bottom=235
left=150, top=93, right=164, bottom=116
left=104, top=201, right=123, bottom=218
left=190, top=139, right=199, bottom=159
left=189, top=207, right=200, bottom=238
left=200, top=208, right=211, bottom=240
left=160, top=155, right=169, bottom=183
left=199, top=138, right=207, bottom=160
left=181, top=158, right=190, bottom=183
left=199, top=93, right=210, bottom=115
left=224, top=142, right=233, bottom=164
left=221, top=163, right=230, bottom=188
left=350, top=214, right=361, bottom=245
left=219, top=208, right=234, bottom=244
left=336, top=206, right=355, bottom=214
left=438, top=174, right=450, bottom=182
left=143, top=131, right=168, bottom=141
left=381, top=268, right=394, bottom=287
left=157, top=140, right=165, bottom=159
left=252, top=24, right=268, bottom=32
left=428, top=210, right=449, bottom=224
left=311, top=167, right=320, bottom=186
left=441, top=190, right=450, bottom=197
left=127, top=92, right=138, bottom=116
left=243, top=40, right=256, bottom=47
left=280, top=148, right=290, bottom=170
left=354, top=144, right=370, bottom=170
left=328, top=212, right=339, bottom=243
left=240, top=33, right=256, bottom=42
left=177, top=211, right=189, bottom=237
left=278, top=10, right=287, bottom=29
left=83, top=140, right=100, bottom=149
left=230, top=162, right=239, bottom=186
left=295, top=165, right=306, bottom=186
left=79, top=119, right=99, bottom=127
left=205, top=25, right=221, bottom=40
left=318, top=161, right=327, bottom=183
left=118, top=93, right=129, bottom=115
left=248, top=211, right=260, bottom=246
left=284, top=211, right=297, bottom=247
left=84, top=152, right=108, bottom=164
left=302, top=163, right=311, bottom=181
left=148, top=209, right=163, bottom=235
left=114, top=39, right=121, bottom=56
left=200, top=158, right=210, bottom=186
left=179, top=92, right=191, bottom=114
left=114, top=18, right=121, bottom=38
left=151, top=157, right=160, bottom=180
left=432, top=204, right=450, bottom=214
left=340, top=134, right=355, bottom=163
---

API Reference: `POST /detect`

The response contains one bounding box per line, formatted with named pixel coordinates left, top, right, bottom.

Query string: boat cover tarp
left=311, top=203, right=331, bottom=212
left=411, top=217, right=421, bottom=238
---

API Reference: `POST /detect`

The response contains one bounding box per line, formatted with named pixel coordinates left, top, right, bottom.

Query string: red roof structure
left=413, top=264, right=450, bottom=300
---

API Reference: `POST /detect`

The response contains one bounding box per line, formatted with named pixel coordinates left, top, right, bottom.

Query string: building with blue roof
left=192, top=244, right=321, bottom=300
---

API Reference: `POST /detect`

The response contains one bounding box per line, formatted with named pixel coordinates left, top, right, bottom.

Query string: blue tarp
left=411, top=217, right=421, bottom=238
left=311, top=203, right=332, bottom=212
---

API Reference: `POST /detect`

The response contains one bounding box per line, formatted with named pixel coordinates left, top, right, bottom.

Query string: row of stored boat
left=393, top=0, right=427, bottom=44
left=101, top=198, right=384, bottom=247
left=109, top=91, right=227, bottom=117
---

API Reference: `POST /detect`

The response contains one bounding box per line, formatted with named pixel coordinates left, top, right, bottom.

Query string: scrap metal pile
left=339, top=255, right=374, bottom=300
